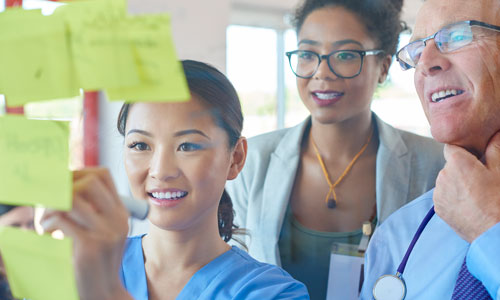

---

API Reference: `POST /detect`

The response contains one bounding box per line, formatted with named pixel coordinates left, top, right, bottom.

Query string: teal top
left=279, top=206, right=369, bottom=300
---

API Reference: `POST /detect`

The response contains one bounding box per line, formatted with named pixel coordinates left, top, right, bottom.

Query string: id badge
left=326, top=243, right=365, bottom=300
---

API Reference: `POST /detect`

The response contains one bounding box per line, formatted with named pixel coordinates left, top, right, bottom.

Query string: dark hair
left=292, top=0, right=408, bottom=57
left=117, top=60, right=243, bottom=243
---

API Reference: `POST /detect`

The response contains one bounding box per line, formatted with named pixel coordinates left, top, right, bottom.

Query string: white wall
left=128, top=0, right=229, bottom=71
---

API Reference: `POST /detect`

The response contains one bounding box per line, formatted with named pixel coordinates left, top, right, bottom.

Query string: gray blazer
left=226, top=114, right=445, bottom=265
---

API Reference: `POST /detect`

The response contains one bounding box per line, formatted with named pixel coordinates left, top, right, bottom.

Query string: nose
left=313, top=57, right=337, bottom=80
left=148, top=146, right=180, bottom=181
left=416, top=39, right=451, bottom=76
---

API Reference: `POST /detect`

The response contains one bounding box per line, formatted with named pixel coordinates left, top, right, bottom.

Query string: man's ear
left=227, top=137, right=247, bottom=180
left=378, top=55, right=392, bottom=84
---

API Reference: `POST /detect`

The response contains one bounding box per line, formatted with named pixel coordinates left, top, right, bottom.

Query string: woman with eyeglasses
left=226, top=0, right=446, bottom=298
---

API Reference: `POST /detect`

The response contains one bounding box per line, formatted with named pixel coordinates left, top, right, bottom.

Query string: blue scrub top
left=120, top=235, right=310, bottom=300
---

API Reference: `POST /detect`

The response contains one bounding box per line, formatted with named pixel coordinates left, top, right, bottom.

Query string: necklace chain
left=311, top=126, right=374, bottom=209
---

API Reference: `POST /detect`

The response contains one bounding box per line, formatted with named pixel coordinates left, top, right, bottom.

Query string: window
left=227, top=25, right=279, bottom=138
left=371, top=33, right=431, bottom=137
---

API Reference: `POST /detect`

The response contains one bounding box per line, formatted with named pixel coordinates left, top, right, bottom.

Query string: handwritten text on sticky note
left=0, top=116, right=72, bottom=211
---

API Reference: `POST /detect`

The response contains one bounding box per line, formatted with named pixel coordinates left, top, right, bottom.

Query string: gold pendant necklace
left=311, top=127, right=374, bottom=209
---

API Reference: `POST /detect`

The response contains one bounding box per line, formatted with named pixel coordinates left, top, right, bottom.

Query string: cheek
left=124, top=154, right=148, bottom=190
left=189, top=152, right=231, bottom=193
left=350, top=63, right=381, bottom=99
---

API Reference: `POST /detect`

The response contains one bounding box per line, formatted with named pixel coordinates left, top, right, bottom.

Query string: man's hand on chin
left=434, top=131, right=500, bottom=243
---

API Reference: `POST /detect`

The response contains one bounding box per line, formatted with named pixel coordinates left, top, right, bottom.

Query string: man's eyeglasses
left=286, top=49, right=384, bottom=79
left=397, top=20, right=500, bottom=71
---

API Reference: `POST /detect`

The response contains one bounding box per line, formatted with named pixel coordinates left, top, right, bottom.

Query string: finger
left=483, top=130, right=500, bottom=169
left=74, top=168, right=121, bottom=206
left=73, top=174, right=116, bottom=214
left=65, top=194, right=100, bottom=230
left=40, top=212, right=85, bottom=239
left=443, top=144, right=479, bottom=171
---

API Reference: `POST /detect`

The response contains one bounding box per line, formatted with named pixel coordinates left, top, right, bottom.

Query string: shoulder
left=245, top=119, right=307, bottom=158
left=233, top=119, right=307, bottom=184
left=123, top=235, right=145, bottom=262
left=125, top=235, right=144, bottom=247
left=219, top=247, right=310, bottom=299
left=224, top=246, right=295, bottom=278
left=398, top=130, right=443, bottom=155
left=377, top=117, right=443, bottom=154
left=375, top=116, right=444, bottom=167
left=376, top=116, right=443, bottom=153
left=372, top=190, right=434, bottom=248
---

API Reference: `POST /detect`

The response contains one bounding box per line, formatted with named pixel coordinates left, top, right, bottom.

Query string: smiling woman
left=41, top=60, right=309, bottom=300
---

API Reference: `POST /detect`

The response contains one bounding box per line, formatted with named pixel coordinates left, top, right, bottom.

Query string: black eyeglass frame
left=396, top=20, right=500, bottom=71
left=285, top=49, right=384, bottom=79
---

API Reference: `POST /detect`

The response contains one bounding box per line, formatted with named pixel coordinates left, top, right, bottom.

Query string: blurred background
left=0, top=0, right=427, bottom=196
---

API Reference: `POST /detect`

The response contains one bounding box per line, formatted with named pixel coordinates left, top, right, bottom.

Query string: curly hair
left=292, top=0, right=408, bottom=57
left=117, top=60, right=244, bottom=243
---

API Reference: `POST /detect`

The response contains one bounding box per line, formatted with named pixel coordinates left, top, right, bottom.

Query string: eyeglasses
left=286, top=49, right=384, bottom=79
left=397, top=20, right=500, bottom=71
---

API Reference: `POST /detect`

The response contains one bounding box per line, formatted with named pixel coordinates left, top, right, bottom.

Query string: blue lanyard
left=396, top=206, right=435, bottom=276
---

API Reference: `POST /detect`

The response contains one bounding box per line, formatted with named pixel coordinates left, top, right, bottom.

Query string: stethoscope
left=372, top=206, right=436, bottom=300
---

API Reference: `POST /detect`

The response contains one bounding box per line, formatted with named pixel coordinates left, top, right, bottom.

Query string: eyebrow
left=174, top=129, right=210, bottom=139
left=126, top=128, right=210, bottom=139
left=126, top=129, right=152, bottom=137
left=298, top=39, right=364, bottom=48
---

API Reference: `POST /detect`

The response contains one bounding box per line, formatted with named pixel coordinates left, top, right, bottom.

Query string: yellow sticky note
left=59, top=0, right=140, bottom=90
left=0, top=9, right=80, bottom=106
left=105, top=14, right=190, bottom=102
left=0, top=226, right=78, bottom=300
left=0, top=116, right=72, bottom=211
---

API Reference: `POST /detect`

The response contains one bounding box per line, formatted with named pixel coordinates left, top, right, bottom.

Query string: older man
left=361, top=0, right=500, bottom=299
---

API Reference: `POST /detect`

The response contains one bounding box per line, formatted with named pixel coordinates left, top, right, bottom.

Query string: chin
left=431, top=127, right=487, bottom=157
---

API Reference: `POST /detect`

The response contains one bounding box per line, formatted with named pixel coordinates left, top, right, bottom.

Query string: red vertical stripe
left=5, top=0, right=22, bottom=7
left=83, top=91, right=99, bottom=166
left=4, top=0, right=99, bottom=167
left=4, top=0, right=24, bottom=114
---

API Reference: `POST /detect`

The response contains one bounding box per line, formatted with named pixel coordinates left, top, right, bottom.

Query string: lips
left=429, top=88, right=465, bottom=103
left=311, top=90, right=344, bottom=106
left=147, top=188, right=187, bottom=207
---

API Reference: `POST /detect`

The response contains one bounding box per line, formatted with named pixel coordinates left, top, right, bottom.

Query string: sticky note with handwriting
left=0, top=226, right=78, bottom=300
left=57, top=0, right=140, bottom=90
left=0, top=9, right=80, bottom=106
left=0, top=115, right=72, bottom=211
left=105, top=14, right=190, bottom=102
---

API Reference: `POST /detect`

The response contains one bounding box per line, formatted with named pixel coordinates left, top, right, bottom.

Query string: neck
left=308, top=111, right=375, bottom=161
left=142, top=215, right=229, bottom=274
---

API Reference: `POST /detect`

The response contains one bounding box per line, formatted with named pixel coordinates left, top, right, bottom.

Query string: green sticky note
left=59, top=0, right=140, bottom=90
left=0, top=116, right=72, bottom=211
left=0, top=226, right=78, bottom=300
left=105, top=14, right=190, bottom=102
left=0, top=9, right=80, bottom=106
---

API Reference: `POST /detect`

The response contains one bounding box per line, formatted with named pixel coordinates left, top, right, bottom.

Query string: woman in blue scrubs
left=41, top=60, right=309, bottom=300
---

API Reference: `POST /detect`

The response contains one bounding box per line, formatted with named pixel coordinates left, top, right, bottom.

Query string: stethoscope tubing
left=396, top=206, right=435, bottom=275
